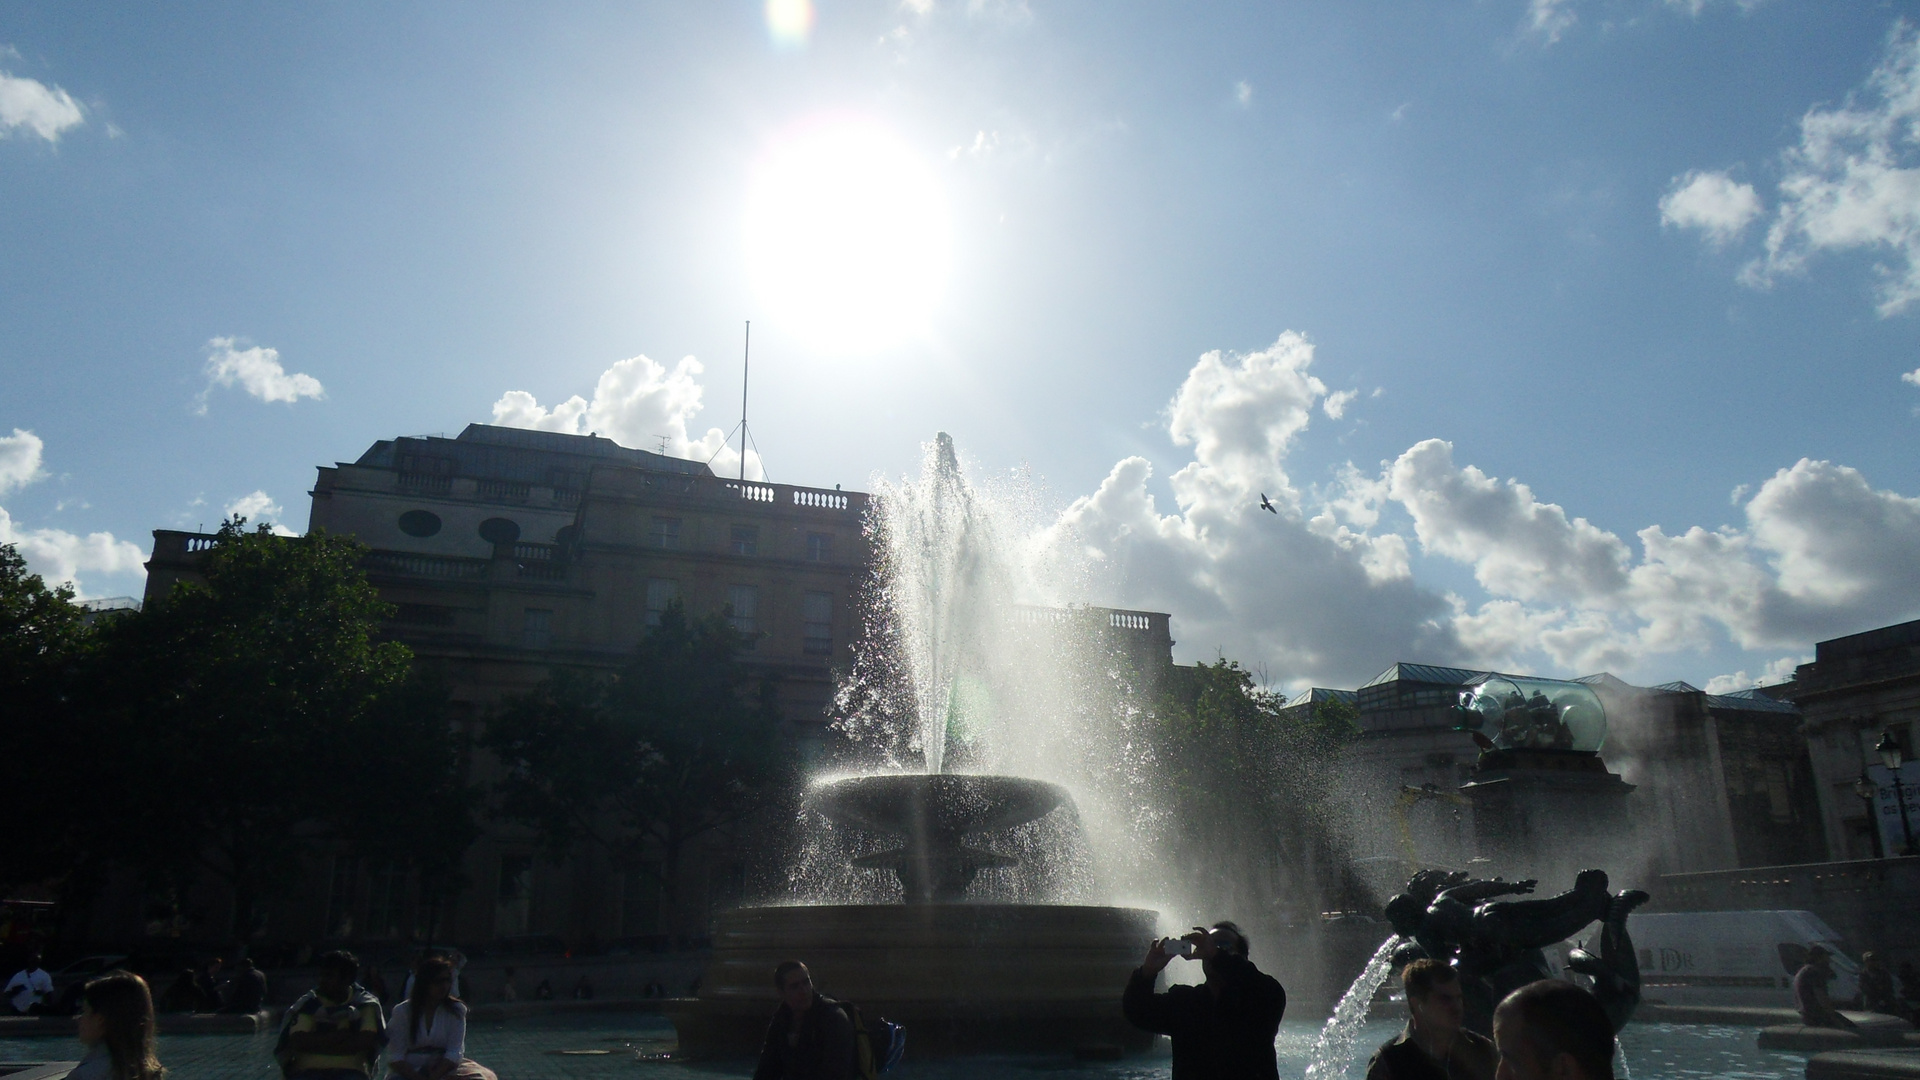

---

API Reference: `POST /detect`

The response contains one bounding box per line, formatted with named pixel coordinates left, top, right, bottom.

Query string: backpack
left=840, top=1000, right=906, bottom=1079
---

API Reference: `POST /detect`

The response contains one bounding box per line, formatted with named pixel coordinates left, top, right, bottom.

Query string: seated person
left=275, top=951, right=386, bottom=1079
left=387, top=956, right=496, bottom=1080
left=1793, top=947, right=1859, bottom=1031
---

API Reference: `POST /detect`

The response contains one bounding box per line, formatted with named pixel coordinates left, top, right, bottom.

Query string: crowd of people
left=10, top=952, right=496, bottom=1080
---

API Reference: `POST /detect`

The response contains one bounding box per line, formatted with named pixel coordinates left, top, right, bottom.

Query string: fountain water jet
left=668, top=434, right=1160, bottom=1056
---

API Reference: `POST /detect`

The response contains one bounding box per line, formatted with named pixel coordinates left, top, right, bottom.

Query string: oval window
left=478, top=517, right=521, bottom=545
left=398, top=510, right=442, bottom=537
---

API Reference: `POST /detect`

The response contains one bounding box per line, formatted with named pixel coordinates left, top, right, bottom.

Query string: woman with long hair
left=69, top=971, right=165, bottom=1080
left=385, top=956, right=495, bottom=1080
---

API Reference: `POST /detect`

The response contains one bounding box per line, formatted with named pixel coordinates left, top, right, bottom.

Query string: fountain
left=667, top=435, right=1160, bottom=1056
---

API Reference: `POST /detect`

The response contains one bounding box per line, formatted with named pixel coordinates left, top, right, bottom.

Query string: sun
left=744, top=117, right=951, bottom=353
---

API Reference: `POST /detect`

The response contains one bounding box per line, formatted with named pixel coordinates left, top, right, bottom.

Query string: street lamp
left=1855, top=773, right=1886, bottom=860
left=1874, top=730, right=1915, bottom=857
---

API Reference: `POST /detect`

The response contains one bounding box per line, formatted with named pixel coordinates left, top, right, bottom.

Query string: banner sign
left=1865, top=761, right=1920, bottom=856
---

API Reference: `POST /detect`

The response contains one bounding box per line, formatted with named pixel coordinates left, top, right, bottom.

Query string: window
left=522, top=608, right=552, bottom=649
left=495, top=855, right=534, bottom=937
left=806, top=532, right=832, bottom=562
left=645, top=579, right=680, bottom=628
left=730, top=524, right=759, bottom=556
left=804, top=591, right=832, bottom=656
left=728, top=585, right=759, bottom=638
left=398, top=510, right=442, bottom=537
left=649, top=516, right=681, bottom=550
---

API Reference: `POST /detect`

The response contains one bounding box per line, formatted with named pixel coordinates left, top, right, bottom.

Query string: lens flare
left=765, top=0, right=814, bottom=48
left=744, top=116, right=951, bottom=353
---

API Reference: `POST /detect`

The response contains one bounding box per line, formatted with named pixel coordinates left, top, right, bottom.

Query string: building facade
left=1786, top=619, right=1920, bottom=860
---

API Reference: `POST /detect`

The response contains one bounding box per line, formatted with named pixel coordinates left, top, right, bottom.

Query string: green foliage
left=484, top=599, right=789, bottom=906
left=1149, top=658, right=1361, bottom=920
left=0, top=544, right=95, bottom=891
left=79, top=518, right=471, bottom=934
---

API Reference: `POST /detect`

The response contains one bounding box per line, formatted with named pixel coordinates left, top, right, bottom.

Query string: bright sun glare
left=744, top=117, right=951, bottom=354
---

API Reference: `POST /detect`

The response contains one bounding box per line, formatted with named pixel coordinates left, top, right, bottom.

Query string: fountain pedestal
left=667, top=903, right=1158, bottom=1056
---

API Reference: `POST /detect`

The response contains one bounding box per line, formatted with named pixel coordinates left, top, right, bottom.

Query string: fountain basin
left=667, top=903, right=1158, bottom=1056
left=813, top=774, right=1072, bottom=902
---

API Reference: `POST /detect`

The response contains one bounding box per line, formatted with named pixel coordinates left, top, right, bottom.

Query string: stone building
left=144, top=424, right=870, bottom=949
left=1330, top=662, right=1826, bottom=883
left=1785, top=619, right=1920, bottom=860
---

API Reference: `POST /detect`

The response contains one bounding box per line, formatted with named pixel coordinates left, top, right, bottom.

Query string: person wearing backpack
left=752, top=961, right=856, bottom=1080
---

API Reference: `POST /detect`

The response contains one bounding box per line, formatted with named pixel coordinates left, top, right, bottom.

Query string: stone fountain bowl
left=813, top=773, right=1070, bottom=837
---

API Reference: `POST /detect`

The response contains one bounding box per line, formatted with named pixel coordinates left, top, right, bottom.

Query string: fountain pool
left=0, top=1013, right=1811, bottom=1080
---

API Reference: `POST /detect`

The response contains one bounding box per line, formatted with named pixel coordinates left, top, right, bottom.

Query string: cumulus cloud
left=0, top=428, right=45, bottom=494
left=224, top=490, right=297, bottom=536
left=1731, top=24, right=1920, bottom=315
left=1234, top=81, right=1253, bottom=108
left=1703, top=655, right=1804, bottom=694
left=490, top=354, right=764, bottom=480
left=1903, top=367, right=1920, bottom=387
left=199, top=337, right=325, bottom=410
left=0, top=68, right=84, bottom=142
left=1383, top=444, right=1920, bottom=668
left=1322, top=389, right=1360, bottom=420
left=0, top=433, right=144, bottom=595
left=1042, top=334, right=1458, bottom=686
left=1660, top=171, right=1763, bottom=245
left=0, top=507, right=146, bottom=596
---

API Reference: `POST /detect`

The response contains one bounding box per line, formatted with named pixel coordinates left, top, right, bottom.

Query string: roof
left=1284, top=687, right=1359, bottom=708
left=1814, top=619, right=1920, bottom=665
left=1358, top=662, right=1486, bottom=690
left=1704, top=689, right=1800, bottom=715
left=353, top=423, right=714, bottom=479
left=1651, top=680, right=1702, bottom=693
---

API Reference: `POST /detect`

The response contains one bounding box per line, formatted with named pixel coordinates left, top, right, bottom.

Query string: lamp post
left=1874, top=729, right=1915, bottom=857
left=1854, top=773, right=1887, bottom=860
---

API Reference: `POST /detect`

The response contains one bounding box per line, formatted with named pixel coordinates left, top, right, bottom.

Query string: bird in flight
left=1259, top=493, right=1277, bottom=514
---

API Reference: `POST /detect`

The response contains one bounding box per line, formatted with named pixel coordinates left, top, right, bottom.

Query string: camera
left=1161, top=937, right=1195, bottom=958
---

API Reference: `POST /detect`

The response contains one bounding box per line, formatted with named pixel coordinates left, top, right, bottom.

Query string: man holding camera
left=1123, top=922, right=1286, bottom=1080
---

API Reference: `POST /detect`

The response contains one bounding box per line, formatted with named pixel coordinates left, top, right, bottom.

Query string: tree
left=82, top=518, right=432, bottom=937
left=484, top=600, right=789, bottom=921
left=0, top=544, right=95, bottom=893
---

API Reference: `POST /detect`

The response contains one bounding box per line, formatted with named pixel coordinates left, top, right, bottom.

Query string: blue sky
left=3, top=0, right=1918, bottom=691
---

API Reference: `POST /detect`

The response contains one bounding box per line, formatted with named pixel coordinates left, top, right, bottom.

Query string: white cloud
left=1525, top=0, right=1577, bottom=44
left=1383, top=443, right=1920, bottom=668
left=1903, top=367, right=1920, bottom=386
left=1234, top=81, right=1253, bottom=108
left=0, top=506, right=146, bottom=596
left=1736, top=25, right=1920, bottom=315
left=490, top=354, right=764, bottom=480
left=0, top=68, right=84, bottom=142
left=0, top=428, right=45, bottom=494
left=1042, top=334, right=1459, bottom=685
left=199, top=337, right=325, bottom=410
left=1322, top=388, right=1359, bottom=420
left=224, top=490, right=297, bottom=536
left=1660, top=170, right=1763, bottom=245
left=1703, top=655, right=1803, bottom=694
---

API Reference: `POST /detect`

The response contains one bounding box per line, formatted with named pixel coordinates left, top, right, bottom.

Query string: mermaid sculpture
left=1384, top=868, right=1648, bottom=1035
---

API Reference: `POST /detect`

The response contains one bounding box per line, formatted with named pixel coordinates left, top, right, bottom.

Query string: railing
left=363, top=551, right=488, bottom=579
left=1108, top=611, right=1153, bottom=630
left=1012, top=605, right=1168, bottom=635
left=516, top=561, right=566, bottom=582
left=551, top=488, right=580, bottom=507
left=793, top=489, right=848, bottom=510
left=477, top=479, right=531, bottom=504
left=397, top=472, right=453, bottom=496
left=726, top=481, right=776, bottom=503
left=185, top=535, right=218, bottom=553
left=512, top=543, right=558, bottom=561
